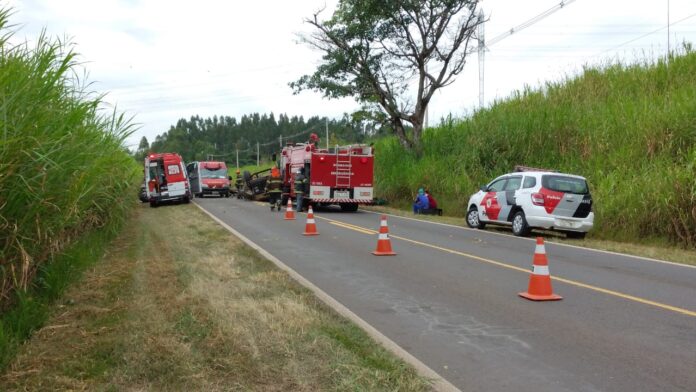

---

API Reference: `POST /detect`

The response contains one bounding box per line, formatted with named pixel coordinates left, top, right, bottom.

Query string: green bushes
left=0, top=4, right=139, bottom=342
left=375, top=48, right=696, bottom=246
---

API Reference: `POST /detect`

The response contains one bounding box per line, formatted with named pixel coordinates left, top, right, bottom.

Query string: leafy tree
left=291, top=0, right=482, bottom=153
left=134, top=136, right=149, bottom=161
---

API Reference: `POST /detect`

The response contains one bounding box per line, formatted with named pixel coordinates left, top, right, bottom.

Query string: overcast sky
left=6, top=0, right=696, bottom=150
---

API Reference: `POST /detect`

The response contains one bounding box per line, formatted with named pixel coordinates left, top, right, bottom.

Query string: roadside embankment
left=375, top=47, right=696, bottom=247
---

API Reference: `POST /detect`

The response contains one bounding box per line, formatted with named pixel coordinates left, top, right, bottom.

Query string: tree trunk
left=392, top=117, right=413, bottom=150
left=409, top=110, right=425, bottom=156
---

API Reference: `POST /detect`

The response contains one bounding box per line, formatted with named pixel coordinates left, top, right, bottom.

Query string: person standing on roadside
left=234, top=168, right=244, bottom=198
left=294, top=168, right=308, bottom=212
left=266, top=166, right=283, bottom=211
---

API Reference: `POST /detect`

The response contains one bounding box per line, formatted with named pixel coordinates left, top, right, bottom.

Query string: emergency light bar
left=513, top=165, right=559, bottom=173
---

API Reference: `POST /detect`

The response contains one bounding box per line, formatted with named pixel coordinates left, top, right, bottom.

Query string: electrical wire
left=592, top=11, right=696, bottom=58
left=486, top=0, right=577, bottom=47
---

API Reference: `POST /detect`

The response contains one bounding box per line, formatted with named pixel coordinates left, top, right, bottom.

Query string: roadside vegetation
left=1, top=205, right=429, bottom=391
left=375, top=46, right=696, bottom=248
left=0, top=8, right=139, bottom=367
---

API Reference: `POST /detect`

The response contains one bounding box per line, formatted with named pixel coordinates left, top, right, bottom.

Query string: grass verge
left=0, top=221, right=124, bottom=371
left=0, top=204, right=430, bottom=391
left=365, top=205, right=696, bottom=267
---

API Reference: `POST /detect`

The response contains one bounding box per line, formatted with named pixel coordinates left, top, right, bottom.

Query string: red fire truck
left=280, top=142, right=374, bottom=211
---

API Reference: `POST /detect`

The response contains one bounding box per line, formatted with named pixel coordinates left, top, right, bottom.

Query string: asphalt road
left=196, top=197, right=696, bottom=392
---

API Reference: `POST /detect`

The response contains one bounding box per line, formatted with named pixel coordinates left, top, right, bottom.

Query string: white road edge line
left=194, top=202, right=460, bottom=392
left=360, top=209, right=696, bottom=269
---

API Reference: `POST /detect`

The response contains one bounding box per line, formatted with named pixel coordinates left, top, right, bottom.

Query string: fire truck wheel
left=339, top=203, right=359, bottom=212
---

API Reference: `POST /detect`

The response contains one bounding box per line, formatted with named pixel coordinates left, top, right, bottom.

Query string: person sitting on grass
left=413, top=188, right=429, bottom=214
left=425, top=189, right=438, bottom=210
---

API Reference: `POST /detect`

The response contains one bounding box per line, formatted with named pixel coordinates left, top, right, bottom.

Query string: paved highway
left=196, top=197, right=696, bottom=391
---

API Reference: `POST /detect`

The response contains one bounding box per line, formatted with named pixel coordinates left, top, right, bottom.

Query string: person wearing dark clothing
left=266, top=166, right=283, bottom=211
left=294, top=168, right=308, bottom=212
left=412, top=188, right=430, bottom=214
left=234, top=169, right=244, bottom=198
left=425, top=189, right=438, bottom=209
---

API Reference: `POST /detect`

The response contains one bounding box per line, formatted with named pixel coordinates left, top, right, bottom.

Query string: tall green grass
left=375, top=47, right=696, bottom=246
left=0, top=7, right=139, bottom=363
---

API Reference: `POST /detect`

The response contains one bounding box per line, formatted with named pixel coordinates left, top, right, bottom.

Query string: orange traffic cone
left=284, top=198, right=296, bottom=220
left=519, top=237, right=562, bottom=301
left=303, top=205, right=319, bottom=236
left=372, top=215, right=396, bottom=256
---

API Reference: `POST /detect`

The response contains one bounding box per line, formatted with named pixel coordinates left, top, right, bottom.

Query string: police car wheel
left=512, top=211, right=531, bottom=236
left=466, top=208, right=485, bottom=229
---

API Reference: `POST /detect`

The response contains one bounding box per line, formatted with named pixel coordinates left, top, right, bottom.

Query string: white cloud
left=5, top=0, right=696, bottom=149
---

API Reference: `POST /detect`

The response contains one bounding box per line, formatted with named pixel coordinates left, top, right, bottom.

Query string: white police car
left=466, top=167, right=594, bottom=238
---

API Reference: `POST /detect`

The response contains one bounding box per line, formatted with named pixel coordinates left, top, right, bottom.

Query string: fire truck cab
left=280, top=142, right=374, bottom=211
left=145, top=152, right=191, bottom=207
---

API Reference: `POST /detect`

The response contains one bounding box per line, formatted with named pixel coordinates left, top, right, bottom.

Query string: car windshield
left=542, top=175, right=589, bottom=194
left=200, top=167, right=228, bottom=179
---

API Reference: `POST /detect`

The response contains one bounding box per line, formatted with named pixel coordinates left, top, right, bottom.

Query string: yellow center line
left=315, top=215, right=696, bottom=318
left=329, top=221, right=376, bottom=235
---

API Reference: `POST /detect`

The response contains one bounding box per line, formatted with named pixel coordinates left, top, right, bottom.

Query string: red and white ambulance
left=280, top=142, right=374, bottom=211
left=145, top=153, right=191, bottom=207
left=186, top=161, right=231, bottom=198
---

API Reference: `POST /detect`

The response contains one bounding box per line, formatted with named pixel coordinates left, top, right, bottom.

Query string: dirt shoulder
left=1, top=204, right=430, bottom=391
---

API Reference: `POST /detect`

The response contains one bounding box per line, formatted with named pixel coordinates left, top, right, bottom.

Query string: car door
left=479, top=177, right=508, bottom=222
left=190, top=162, right=201, bottom=193
left=499, top=176, right=522, bottom=221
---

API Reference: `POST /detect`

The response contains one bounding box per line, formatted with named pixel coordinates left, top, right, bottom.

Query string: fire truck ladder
left=335, top=145, right=352, bottom=188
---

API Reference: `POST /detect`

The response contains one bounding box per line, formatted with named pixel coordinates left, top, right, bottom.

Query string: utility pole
left=478, top=8, right=485, bottom=108
left=279, top=134, right=283, bottom=148
left=424, top=63, right=430, bottom=127
left=325, top=117, right=329, bottom=149
left=256, top=142, right=259, bottom=167
left=236, top=149, right=239, bottom=169
left=667, top=0, right=671, bottom=63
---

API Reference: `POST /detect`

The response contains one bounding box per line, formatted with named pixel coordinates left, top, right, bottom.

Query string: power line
left=486, top=0, right=577, bottom=47
left=478, top=0, right=577, bottom=107
left=592, top=11, right=696, bottom=58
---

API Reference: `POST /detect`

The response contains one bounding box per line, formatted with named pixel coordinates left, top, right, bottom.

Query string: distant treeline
left=145, top=113, right=385, bottom=165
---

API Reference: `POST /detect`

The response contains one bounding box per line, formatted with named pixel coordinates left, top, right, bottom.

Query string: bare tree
left=291, top=0, right=482, bottom=153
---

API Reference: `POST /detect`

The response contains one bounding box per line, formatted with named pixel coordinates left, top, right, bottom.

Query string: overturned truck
left=237, top=167, right=271, bottom=201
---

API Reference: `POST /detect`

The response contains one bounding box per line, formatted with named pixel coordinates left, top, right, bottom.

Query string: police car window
left=523, top=176, right=537, bottom=189
left=504, top=176, right=522, bottom=191
left=542, top=175, right=589, bottom=194
left=488, top=178, right=507, bottom=192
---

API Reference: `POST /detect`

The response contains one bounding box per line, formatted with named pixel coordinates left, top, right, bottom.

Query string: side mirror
left=479, top=185, right=488, bottom=192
